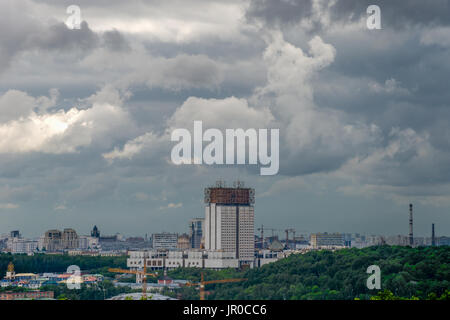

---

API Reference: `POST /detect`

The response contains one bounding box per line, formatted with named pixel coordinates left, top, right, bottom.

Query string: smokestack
left=432, top=223, right=435, bottom=246
left=409, top=204, right=414, bottom=246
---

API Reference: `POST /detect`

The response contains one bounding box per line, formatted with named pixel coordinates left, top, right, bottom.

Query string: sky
left=1, top=0, right=450, bottom=238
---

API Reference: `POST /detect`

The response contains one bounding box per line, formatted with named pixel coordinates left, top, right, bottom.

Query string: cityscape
left=1, top=181, right=448, bottom=300
left=0, top=0, right=449, bottom=310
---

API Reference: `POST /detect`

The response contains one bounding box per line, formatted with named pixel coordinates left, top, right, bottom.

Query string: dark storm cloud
left=0, top=1, right=130, bottom=72
left=329, top=0, right=450, bottom=28
left=32, top=21, right=99, bottom=51
left=247, top=0, right=450, bottom=29
left=1, top=0, right=450, bottom=237
left=102, top=29, right=130, bottom=52
left=246, top=0, right=315, bottom=28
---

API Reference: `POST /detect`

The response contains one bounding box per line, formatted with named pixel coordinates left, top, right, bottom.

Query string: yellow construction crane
left=108, top=253, right=158, bottom=300
left=185, top=272, right=247, bottom=300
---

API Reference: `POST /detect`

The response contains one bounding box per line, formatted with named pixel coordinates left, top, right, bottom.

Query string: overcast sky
left=1, top=0, right=450, bottom=238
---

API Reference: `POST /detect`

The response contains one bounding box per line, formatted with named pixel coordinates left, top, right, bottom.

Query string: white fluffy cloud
left=103, top=95, right=275, bottom=162
left=103, top=132, right=167, bottom=161
left=0, top=89, right=132, bottom=154
left=168, top=96, right=274, bottom=130
left=103, top=33, right=380, bottom=176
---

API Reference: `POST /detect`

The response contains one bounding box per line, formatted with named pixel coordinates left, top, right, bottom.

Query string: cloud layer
left=1, top=0, right=450, bottom=236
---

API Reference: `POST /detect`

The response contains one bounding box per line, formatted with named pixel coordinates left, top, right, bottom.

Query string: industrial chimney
left=409, top=204, right=414, bottom=246
left=432, top=223, right=435, bottom=246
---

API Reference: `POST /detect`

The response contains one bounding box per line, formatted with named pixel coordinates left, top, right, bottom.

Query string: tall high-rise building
left=189, top=218, right=204, bottom=249
left=204, top=181, right=255, bottom=267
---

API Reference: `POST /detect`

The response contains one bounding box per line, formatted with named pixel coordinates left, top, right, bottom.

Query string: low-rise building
left=7, top=238, right=38, bottom=254
left=152, top=233, right=178, bottom=250
left=127, top=249, right=240, bottom=279
left=310, top=233, right=345, bottom=249
left=0, top=291, right=54, bottom=300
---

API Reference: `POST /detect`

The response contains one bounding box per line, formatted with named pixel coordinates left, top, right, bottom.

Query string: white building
left=152, top=233, right=178, bottom=250
left=127, top=249, right=239, bottom=280
left=7, top=238, right=38, bottom=254
left=205, top=203, right=254, bottom=266
left=78, top=236, right=100, bottom=250
left=310, top=233, right=345, bottom=249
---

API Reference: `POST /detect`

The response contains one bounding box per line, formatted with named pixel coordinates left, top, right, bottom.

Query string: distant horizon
left=1, top=1, right=450, bottom=239
left=2, top=224, right=445, bottom=240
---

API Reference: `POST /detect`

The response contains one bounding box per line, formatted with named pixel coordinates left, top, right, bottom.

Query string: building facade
left=43, top=229, right=62, bottom=252
left=0, top=291, right=54, bottom=300
left=152, top=233, right=178, bottom=250
left=310, top=233, right=345, bottom=249
left=177, top=234, right=190, bottom=249
left=62, top=228, right=79, bottom=249
left=204, top=183, right=255, bottom=267
left=189, top=218, right=204, bottom=249
left=127, top=249, right=239, bottom=276
left=42, top=228, right=79, bottom=252
left=7, top=238, right=38, bottom=254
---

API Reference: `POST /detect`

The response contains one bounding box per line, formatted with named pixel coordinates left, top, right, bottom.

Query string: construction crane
left=256, top=225, right=279, bottom=249
left=185, top=272, right=247, bottom=300
left=256, top=225, right=265, bottom=248
left=285, top=228, right=295, bottom=249
left=108, top=252, right=158, bottom=299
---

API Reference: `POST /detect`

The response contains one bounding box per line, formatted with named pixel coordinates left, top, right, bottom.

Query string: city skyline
left=1, top=1, right=450, bottom=237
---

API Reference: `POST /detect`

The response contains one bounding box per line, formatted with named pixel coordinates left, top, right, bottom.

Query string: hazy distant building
left=62, top=228, right=79, bottom=249
left=10, top=231, right=20, bottom=239
left=78, top=236, right=99, bottom=250
left=293, top=235, right=310, bottom=249
left=438, top=236, right=450, bottom=246
left=42, top=228, right=79, bottom=251
left=99, top=235, right=118, bottom=242
left=189, top=218, right=204, bottom=249
left=177, top=234, right=190, bottom=249
left=7, top=238, right=38, bottom=254
left=204, top=182, right=255, bottom=267
left=127, top=237, right=145, bottom=243
left=268, top=239, right=284, bottom=251
left=91, top=225, right=100, bottom=238
left=385, top=235, right=409, bottom=246
left=43, top=229, right=62, bottom=252
left=310, top=233, right=345, bottom=249
left=152, top=233, right=178, bottom=250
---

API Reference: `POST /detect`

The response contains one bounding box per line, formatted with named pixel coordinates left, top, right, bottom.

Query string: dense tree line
left=1, top=246, right=448, bottom=300
left=0, top=253, right=127, bottom=276
left=168, top=246, right=449, bottom=300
